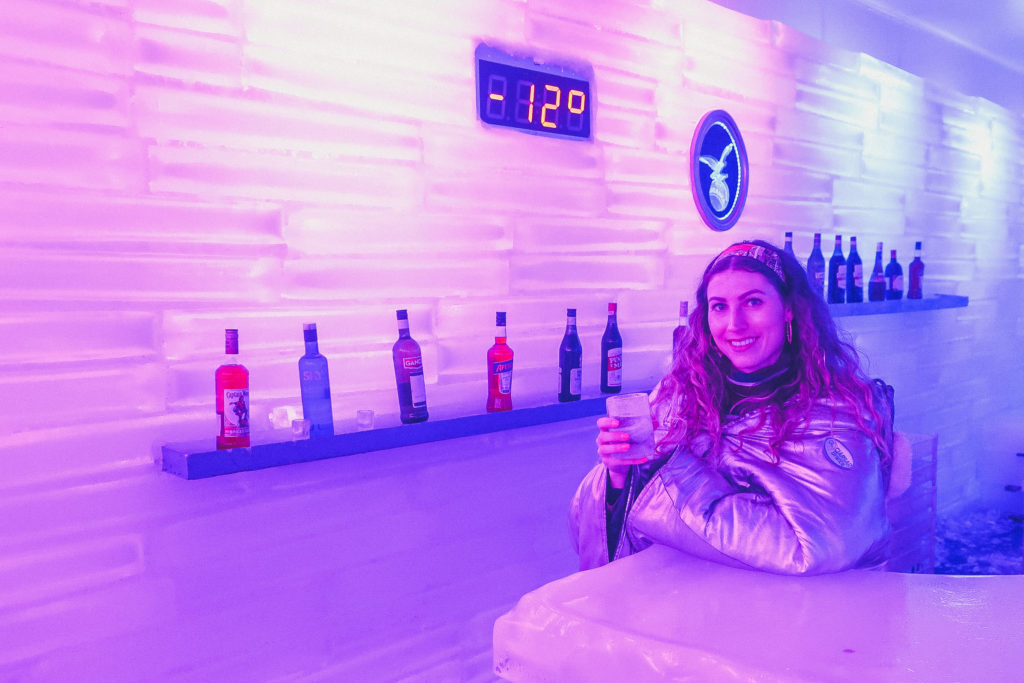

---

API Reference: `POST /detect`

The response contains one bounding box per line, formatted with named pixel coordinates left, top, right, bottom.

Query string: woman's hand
left=596, top=417, right=648, bottom=489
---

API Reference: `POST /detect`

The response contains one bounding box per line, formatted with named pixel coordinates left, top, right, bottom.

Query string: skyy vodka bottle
left=216, top=328, right=250, bottom=450
left=885, top=249, right=904, bottom=300
left=827, top=235, right=846, bottom=304
left=487, top=312, right=513, bottom=412
left=806, top=233, right=825, bottom=298
left=868, top=242, right=886, bottom=302
left=600, top=303, right=622, bottom=394
left=908, top=241, right=925, bottom=299
left=393, top=309, right=428, bottom=423
left=846, top=236, right=864, bottom=303
left=558, top=308, right=583, bottom=402
left=299, top=323, right=334, bottom=438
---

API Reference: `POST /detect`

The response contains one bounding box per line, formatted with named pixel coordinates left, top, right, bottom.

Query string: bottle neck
left=397, top=319, right=411, bottom=338
left=495, top=324, right=507, bottom=342
left=565, top=315, right=577, bottom=333
left=304, top=339, right=319, bottom=355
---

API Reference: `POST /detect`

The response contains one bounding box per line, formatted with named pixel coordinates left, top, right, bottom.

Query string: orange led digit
left=541, top=84, right=560, bottom=128
left=568, top=89, right=585, bottom=113
left=527, top=83, right=535, bottom=123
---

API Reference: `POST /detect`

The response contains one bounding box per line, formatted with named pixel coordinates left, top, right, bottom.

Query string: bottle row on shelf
left=787, top=232, right=925, bottom=303
left=214, top=303, right=692, bottom=449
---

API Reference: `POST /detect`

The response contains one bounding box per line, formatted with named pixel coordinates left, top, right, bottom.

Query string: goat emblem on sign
left=689, top=110, right=749, bottom=232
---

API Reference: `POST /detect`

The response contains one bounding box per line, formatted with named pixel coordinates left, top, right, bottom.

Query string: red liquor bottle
left=486, top=311, right=513, bottom=412
left=216, top=328, right=250, bottom=449
left=908, top=241, right=925, bottom=299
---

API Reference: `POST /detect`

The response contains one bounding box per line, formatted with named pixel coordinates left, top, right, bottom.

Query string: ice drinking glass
left=606, top=392, right=655, bottom=461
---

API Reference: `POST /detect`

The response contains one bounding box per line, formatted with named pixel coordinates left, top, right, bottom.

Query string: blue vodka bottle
left=299, top=323, right=334, bottom=438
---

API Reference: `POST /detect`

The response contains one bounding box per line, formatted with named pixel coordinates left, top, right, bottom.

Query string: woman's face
left=706, top=268, right=792, bottom=373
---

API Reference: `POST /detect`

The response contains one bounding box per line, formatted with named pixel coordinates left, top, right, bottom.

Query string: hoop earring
left=786, top=320, right=793, bottom=344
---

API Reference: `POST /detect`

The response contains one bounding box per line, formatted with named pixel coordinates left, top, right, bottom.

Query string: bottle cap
left=680, top=301, right=688, bottom=316
left=785, top=231, right=792, bottom=238
left=608, top=302, right=617, bottom=314
left=225, top=328, right=239, bottom=355
left=876, top=242, right=883, bottom=250
left=915, top=241, right=922, bottom=249
left=891, top=249, right=897, bottom=257
left=496, top=311, right=506, bottom=326
left=851, top=236, right=857, bottom=245
left=567, top=308, right=577, bottom=317
left=303, top=322, right=318, bottom=342
left=396, top=309, right=408, bottom=320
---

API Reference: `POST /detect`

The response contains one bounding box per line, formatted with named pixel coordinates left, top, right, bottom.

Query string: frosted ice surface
left=422, top=127, right=600, bottom=177
left=832, top=208, right=906, bottom=236
left=283, top=256, right=508, bottom=299
left=0, top=0, right=133, bottom=75
left=133, top=0, right=241, bottom=37
left=511, top=255, right=661, bottom=291
left=428, top=173, right=604, bottom=216
left=0, top=61, right=130, bottom=128
left=772, top=137, right=860, bottom=177
left=832, top=179, right=905, bottom=210
left=134, top=24, right=242, bottom=88
left=527, top=13, right=680, bottom=75
left=796, top=85, right=879, bottom=128
left=0, top=312, right=156, bottom=364
left=740, top=198, right=832, bottom=230
left=592, top=67, right=657, bottom=113
left=494, top=544, right=1024, bottom=681
left=513, top=217, right=665, bottom=254
left=148, top=144, right=424, bottom=207
left=775, top=108, right=863, bottom=150
left=604, top=148, right=689, bottom=186
left=605, top=183, right=692, bottom=219
left=0, top=127, right=142, bottom=191
left=595, top=107, right=656, bottom=148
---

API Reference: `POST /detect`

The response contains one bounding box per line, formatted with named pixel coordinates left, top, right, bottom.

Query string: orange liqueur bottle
left=216, top=328, right=250, bottom=449
left=486, top=312, right=513, bottom=412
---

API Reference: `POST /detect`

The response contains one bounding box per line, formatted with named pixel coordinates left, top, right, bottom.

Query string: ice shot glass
left=605, top=392, right=655, bottom=461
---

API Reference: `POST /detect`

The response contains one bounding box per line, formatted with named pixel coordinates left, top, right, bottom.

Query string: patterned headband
left=711, top=243, right=786, bottom=284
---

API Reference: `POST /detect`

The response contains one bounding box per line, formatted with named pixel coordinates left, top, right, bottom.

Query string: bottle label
left=493, top=360, right=513, bottom=395
left=836, top=265, right=846, bottom=289
left=606, top=347, right=622, bottom=386
left=890, top=275, right=904, bottom=291
left=409, top=371, right=427, bottom=406
left=222, top=388, right=250, bottom=437
left=813, top=270, right=824, bottom=289
left=402, top=356, right=422, bottom=371
left=853, top=265, right=863, bottom=287
left=568, top=368, right=581, bottom=395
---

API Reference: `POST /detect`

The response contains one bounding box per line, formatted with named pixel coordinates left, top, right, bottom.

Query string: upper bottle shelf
left=828, top=293, right=968, bottom=317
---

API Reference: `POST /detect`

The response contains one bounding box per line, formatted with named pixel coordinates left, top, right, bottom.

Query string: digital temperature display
left=475, top=43, right=592, bottom=141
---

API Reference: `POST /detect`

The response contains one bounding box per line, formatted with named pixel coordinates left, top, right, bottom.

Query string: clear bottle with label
left=600, top=303, right=622, bottom=394
left=393, top=309, right=428, bottom=424
left=299, top=323, right=334, bottom=438
left=827, top=235, right=846, bottom=304
left=908, top=241, right=925, bottom=299
left=558, top=308, right=583, bottom=401
left=216, top=328, right=250, bottom=450
left=806, top=233, right=825, bottom=298
left=885, top=250, right=904, bottom=300
left=487, top=311, right=514, bottom=412
left=846, top=236, right=864, bottom=303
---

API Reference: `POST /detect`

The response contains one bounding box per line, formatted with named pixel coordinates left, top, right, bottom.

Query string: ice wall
left=0, top=0, right=1021, bottom=678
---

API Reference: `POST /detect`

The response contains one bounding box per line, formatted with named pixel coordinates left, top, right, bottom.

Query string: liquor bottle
left=806, top=232, right=825, bottom=298
left=783, top=231, right=795, bottom=259
left=298, top=323, right=334, bottom=438
left=846, top=236, right=864, bottom=303
left=908, top=241, right=925, bottom=299
left=216, top=328, right=250, bottom=450
left=827, top=235, right=846, bottom=304
left=600, top=303, right=623, bottom=394
left=885, top=249, right=904, bottom=300
left=486, top=311, right=514, bottom=412
left=393, top=309, right=428, bottom=424
left=673, top=301, right=689, bottom=351
left=868, top=242, right=886, bottom=302
left=558, top=308, right=583, bottom=402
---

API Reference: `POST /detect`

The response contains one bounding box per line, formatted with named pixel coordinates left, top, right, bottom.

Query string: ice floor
left=934, top=507, right=1024, bottom=575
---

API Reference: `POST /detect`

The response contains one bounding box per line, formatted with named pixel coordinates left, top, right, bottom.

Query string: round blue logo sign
left=689, top=110, right=749, bottom=232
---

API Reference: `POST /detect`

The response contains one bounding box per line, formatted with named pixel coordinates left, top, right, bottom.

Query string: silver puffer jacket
left=569, top=384, right=893, bottom=575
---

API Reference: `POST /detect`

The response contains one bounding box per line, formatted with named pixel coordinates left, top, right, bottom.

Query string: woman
left=570, top=240, right=894, bottom=575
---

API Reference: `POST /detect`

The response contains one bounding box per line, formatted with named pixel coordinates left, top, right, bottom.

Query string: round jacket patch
left=823, top=438, right=854, bottom=470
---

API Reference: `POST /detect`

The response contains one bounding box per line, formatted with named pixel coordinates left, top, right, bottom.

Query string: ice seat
left=493, top=544, right=1024, bottom=681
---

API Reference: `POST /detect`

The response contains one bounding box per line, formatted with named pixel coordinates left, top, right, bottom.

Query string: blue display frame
left=689, top=109, right=749, bottom=231
left=474, top=43, right=594, bottom=142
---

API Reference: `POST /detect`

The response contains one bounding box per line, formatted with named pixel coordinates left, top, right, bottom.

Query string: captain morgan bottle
left=216, top=328, right=250, bottom=450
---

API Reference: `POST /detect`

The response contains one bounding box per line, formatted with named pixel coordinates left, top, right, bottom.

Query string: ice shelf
left=162, top=294, right=967, bottom=480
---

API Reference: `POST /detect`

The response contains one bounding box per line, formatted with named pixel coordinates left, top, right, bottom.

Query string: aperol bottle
left=486, top=312, right=513, bottom=412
